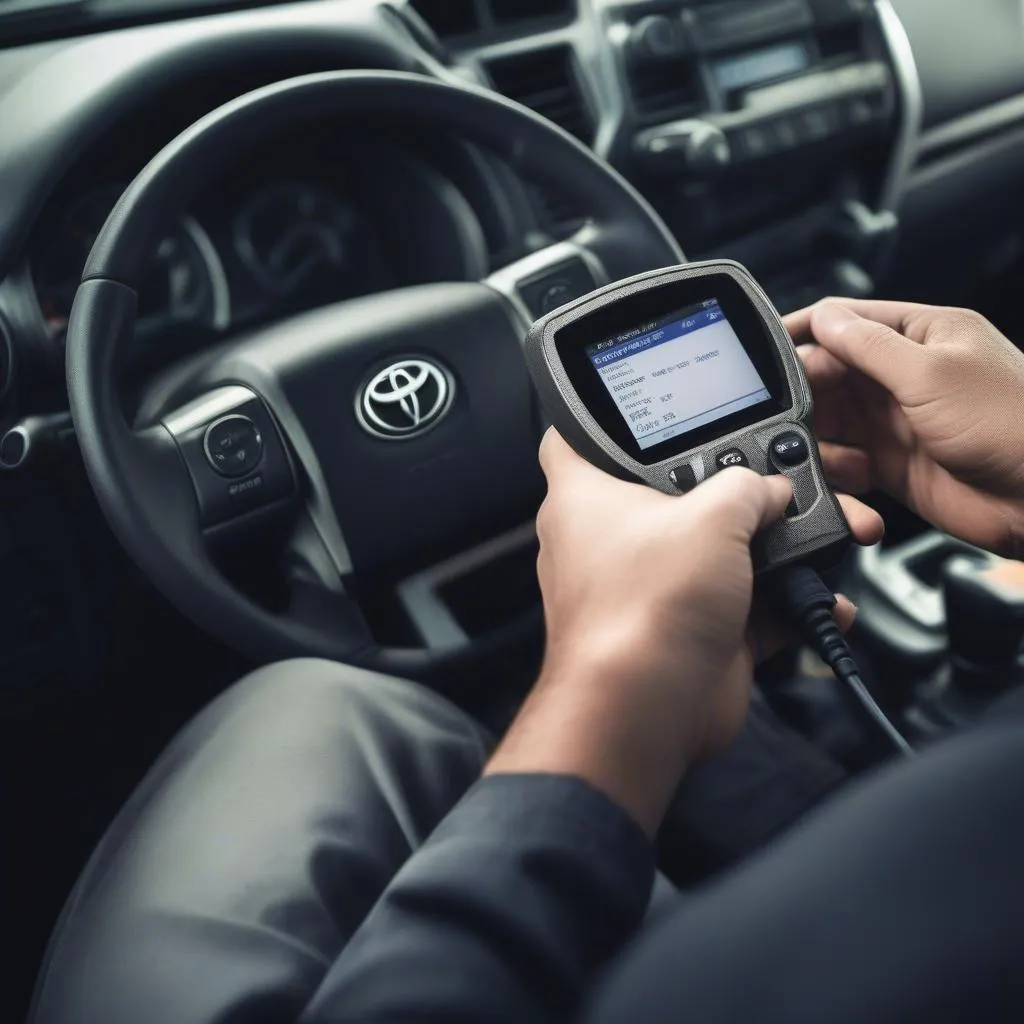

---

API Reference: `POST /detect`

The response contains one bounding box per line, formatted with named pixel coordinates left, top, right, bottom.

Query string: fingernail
left=813, top=303, right=859, bottom=332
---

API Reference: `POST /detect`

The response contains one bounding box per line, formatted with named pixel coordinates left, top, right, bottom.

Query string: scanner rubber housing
left=525, top=259, right=852, bottom=573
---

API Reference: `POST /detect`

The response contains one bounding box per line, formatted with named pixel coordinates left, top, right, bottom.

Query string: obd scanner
left=525, top=260, right=852, bottom=575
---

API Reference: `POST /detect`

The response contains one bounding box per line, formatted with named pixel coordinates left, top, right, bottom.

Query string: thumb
left=538, top=427, right=586, bottom=479
left=538, top=427, right=614, bottom=490
left=810, top=302, right=922, bottom=400
left=689, top=467, right=793, bottom=543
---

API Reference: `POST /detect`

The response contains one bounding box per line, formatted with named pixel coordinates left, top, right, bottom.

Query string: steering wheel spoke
left=160, top=385, right=297, bottom=534
left=486, top=239, right=609, bottom=330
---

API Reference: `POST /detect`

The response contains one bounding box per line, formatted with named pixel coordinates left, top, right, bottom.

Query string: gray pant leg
left=30, top=660, right=492, bottom=1024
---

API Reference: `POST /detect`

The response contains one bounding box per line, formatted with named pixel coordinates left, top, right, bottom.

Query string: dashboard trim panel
left=397, top=520, right=539, bottom=651
left=875, top=0, right=924, bottom=213
left=486, top=239, right=610, bottom=331
left=916, top=92, right=1024, bottom=165
left=161, top=384, right=259, bottom=438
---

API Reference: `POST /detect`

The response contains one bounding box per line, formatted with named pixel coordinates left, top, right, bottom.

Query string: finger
left=797, top=344, right=852, bottom=440
left=821, top=442, right=873, bottom=494
left=755, top=474, right=796, bottom=531
left=748, top=593, right=859, bottom=663
left=784, top=306, right=821, bottom=344
left=837, top=493, right=885, bottom=545
left=832, top=594, right=859, bottom=635
left=797, top=342, right=850, bottom=388
left=538, top=427, right=571, bottom=475
left=691, top=466, right=793, bottom=540
left=539, top=429, right=658, bottom=510
left=785, top=297, right=932, bottom=343
left=538, top=428, right=603, bottom=487
left=808, top=303, right=923, bottom=399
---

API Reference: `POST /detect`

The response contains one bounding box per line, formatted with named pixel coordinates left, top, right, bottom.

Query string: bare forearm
left=485, top=656, right=693, bottom=838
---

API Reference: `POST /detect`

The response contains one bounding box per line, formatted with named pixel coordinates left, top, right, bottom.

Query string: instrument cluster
left=31, top=176, right=395, bottom=352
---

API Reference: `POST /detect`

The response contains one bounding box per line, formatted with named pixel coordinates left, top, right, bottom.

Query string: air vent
left=817, top=23, right=865, bottom=62
left=409, top=0, right=480, bottom=38
left=627, top=59, right=705, bottom=120
left=491, top=0, right=575, bottom=28
left=487, top=47, right=595, bottom=144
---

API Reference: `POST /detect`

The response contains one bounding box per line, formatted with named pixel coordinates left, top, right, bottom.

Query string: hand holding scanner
left=525, top=260, right=851, bottom=575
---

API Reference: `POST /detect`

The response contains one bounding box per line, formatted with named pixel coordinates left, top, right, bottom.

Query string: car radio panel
left=621, top=0, right=896, bottom=175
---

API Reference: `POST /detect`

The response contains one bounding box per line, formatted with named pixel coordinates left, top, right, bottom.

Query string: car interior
left=5, top=0, right=1024, bottom=1016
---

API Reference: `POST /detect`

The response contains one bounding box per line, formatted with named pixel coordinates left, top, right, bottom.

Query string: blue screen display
left=585, top=300, right=771, bottom=452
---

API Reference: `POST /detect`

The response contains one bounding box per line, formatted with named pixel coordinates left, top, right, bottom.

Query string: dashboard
left=21, top=124, right=491, bottom=372
left=31, top=178, right=389, bottom=349
left=410, top=0, right=914, bottom=314
left=0, top=0, right=908, bottom=416
left=0, top=1, right=1019, bottom=482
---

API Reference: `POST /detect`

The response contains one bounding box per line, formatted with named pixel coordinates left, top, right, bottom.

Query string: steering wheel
left=67, top=70, right=682, bottom=684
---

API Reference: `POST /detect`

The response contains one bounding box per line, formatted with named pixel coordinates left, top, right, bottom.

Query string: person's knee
left=193, top=659, right=488, bottom=762
left=220, top=658, right=395, bottom=720
left=230, top=657, right=400, bottom=705
left=29, top=663, right=483, bottom=1024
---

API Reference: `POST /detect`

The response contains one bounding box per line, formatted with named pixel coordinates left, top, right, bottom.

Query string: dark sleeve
left=584, top=724, right=1024, bottom=1024
left=300, top=773, right=656, bottom=1024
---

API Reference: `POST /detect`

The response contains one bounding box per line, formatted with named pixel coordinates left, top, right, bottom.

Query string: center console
left=407, top=0, right=922, bottom=313
left=600, top=0, right=910, bottom=309
left=618, top=1, right=894, bottom=175
left=842, top=534, right=1024, bottom=747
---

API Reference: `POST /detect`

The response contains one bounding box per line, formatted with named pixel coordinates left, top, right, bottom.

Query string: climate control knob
left=628, top=15, right=688, bottom=61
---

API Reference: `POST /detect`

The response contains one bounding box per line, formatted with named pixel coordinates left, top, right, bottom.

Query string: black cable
left=777, top=565, right=915, bottom=758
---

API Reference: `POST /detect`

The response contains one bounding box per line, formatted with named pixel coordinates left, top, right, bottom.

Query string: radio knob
left=634, top=119, right=731, bottom=175
left=628, top=14, right=688, bottom=61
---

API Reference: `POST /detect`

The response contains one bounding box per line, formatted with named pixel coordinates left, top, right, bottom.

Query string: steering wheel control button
left=716, top=448, right=749, bottom=471
left=168, top=395, right=295, bottom=528
left=771, top=432, right=810, bottom=469
left=204, top=415, right=264, bottom=478
left=669, top=464, right=698, bottom=492
left=357, top=358, right=455, bottom=440
left=518, top=259, right=597, bottom=319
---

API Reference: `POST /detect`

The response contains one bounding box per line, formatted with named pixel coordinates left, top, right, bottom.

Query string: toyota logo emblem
left=356, top=358, right=455, bottom=440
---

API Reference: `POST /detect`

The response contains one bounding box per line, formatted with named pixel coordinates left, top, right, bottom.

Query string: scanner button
left=771, top=432, right=809, bottom=468
left=669, top=464, right=698, bottom=492
left=716, top=448, right=749, bottom=471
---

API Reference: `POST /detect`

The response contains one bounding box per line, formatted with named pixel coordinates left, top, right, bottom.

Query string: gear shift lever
left=944, top=556, right=1024, bottom=692
left=905, top=555, right=1024, bottom=742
